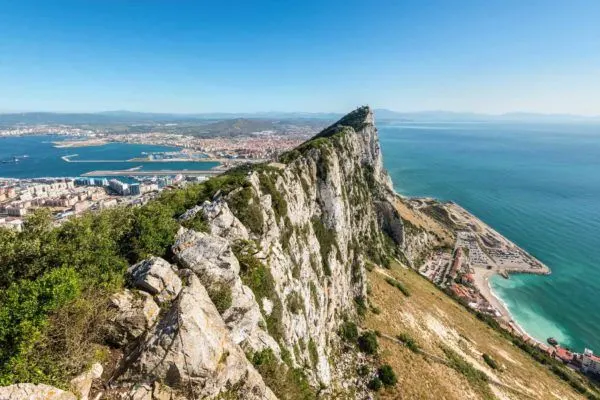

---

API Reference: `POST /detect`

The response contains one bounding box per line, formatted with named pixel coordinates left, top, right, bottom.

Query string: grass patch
left=441, top=345, right=494, bottom=400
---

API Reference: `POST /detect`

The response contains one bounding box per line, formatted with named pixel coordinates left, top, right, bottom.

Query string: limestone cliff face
left=90, top=106, right=406, bottom=398
left=177, top=106, right=405, bottom=388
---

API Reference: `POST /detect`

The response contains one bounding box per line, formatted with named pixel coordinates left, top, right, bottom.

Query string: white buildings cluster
left=0, top=177, right=163, bottom=231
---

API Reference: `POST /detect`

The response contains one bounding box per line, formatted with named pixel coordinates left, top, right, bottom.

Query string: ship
left=547, top=337, right=558, bottom=346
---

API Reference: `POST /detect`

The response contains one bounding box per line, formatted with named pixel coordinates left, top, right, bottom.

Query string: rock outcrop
left=120, top=271, right=276, bottom=400
left=0, top=383, right=76, bottom=400
left=127, top=257, right=182, bottom=305
left=106, top=289, right=160, bottom=347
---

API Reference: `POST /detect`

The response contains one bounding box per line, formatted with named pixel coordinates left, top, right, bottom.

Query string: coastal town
left=0, top=122, right=316, bottom=231
left=407, top=197, right=600, bottom=379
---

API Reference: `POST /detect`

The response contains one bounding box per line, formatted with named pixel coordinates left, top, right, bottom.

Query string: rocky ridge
left=1, top=107, right=411, bottom=399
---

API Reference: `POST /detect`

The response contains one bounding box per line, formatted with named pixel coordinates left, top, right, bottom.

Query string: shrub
left=311, top=217, right=337, bottom=277
left=227, top=187, right=264, bottom=235
left=287, top=291, right=303, bottom=315
left=181, top=211, right=209, bottom=233
left=258, top=172, right=288, bottom=220
left=358, top=331, right=379, bottom=354
left=207, top=284, right=233, bottom=314
left=384, top=277, right=411, bottom=297
left=482, top=353, right=499, bottom=370
left=378, top=364, right=397, bottom=386
left=397, top=332, right=420, bottom=353
left=308, top=338, right=319, bottom=367
left=354, top=295, right=367, bottom=317
left=442, top=346, right=493, bottom=399
left=357, top=365, right=370, bottom=376
left=0, top=267, right=81, bottom=385
left=233, top=242, right=284, bottom=342
left=339, top=321, right=359, bottom=343
left=367, top=377, right=382, bottom=391
left=251, top=348, right=316, bottom=399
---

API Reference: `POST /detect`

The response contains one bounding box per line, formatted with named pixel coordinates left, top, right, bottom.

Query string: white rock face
left=106, top=289, right=160, bottom=347
left=127, top=257, right=182, bottom=304
left=0, top=383, right=76, bottom=400
left=190, top=106, right=404, bottom=388
left=70, top=363, right=103, bottom=400
left=172, top=228, right=280, bottom=355
left=120, top=272, right=276, bottom=400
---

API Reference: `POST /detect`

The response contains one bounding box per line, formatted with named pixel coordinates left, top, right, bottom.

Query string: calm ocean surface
left=379, top=121, right=600, bottom=352
left=0, top=136, right=217, bottom=178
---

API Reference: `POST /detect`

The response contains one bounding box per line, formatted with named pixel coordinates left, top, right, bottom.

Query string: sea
left=378, top=121, right=600, bottom=353
left=0, top=135, right=218, bottom=179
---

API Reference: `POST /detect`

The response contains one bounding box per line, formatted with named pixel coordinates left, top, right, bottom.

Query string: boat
left=547, top=337, right=558, bottom=346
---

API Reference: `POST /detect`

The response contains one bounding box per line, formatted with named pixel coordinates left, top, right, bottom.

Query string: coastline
left=397, top=192, right=550, bottom=347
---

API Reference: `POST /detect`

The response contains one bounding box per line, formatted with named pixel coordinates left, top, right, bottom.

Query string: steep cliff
left=99, top=106, right=405, bottom=398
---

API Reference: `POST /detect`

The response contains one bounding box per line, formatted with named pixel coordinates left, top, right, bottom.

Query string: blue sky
left=1, top=0, right=599, bottom=114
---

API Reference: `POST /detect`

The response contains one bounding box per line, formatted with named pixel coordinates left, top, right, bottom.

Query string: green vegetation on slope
left=0, top=164, right=272, bottom=387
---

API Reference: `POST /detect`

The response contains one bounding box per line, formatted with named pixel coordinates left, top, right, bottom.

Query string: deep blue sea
left=378, top=121, right=600, bottom=353
left=0, top=136, right=217, bottom=179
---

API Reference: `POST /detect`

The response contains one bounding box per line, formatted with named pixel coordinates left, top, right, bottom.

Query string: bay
left=0, top=135, right=218, bottom=178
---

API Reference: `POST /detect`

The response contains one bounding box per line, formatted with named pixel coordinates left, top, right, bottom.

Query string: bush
left=442, top=346, right=493, bottom=399
left=367, top=377, right=382, bottom=391
left=482, top=353, right=499, bottom=370
left=181, top=211, right=209, bottom=233
left=308, top=339, right=318, bottom=367
left=357, top=365, right=370, bottom=376
left=0, top=267, right=81, bottom=385
left=358, top=331, right=379, bottom=354
left=251, top=348, right=316, bottom=399
left=354, top=295, right=367, bottom=317
left=233, top=242, right=285, bottom=342
left=378, top=364, right=397, bottom=386
left=339, top=321, right=359, bottom=343
left=207, top=284, right=233, bottom=314
left=227, top=186, right=264, bottom=235
left=311, top=217, right=337, bottom=277
left=287, top=291, right=303, bottom=315
left=385, top=277, right=410, bottom=297
left=397, top=332, right=420, bottom=353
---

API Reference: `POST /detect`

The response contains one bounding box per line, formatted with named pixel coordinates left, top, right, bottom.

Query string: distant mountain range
left=1, top=109, right=599, bottom=126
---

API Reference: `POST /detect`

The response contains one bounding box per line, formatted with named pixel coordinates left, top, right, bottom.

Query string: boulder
left=70, top=363, right=103, bottom=400
left=127, top=257, right=182, bottom=304
left=107, top=289, right=160, bottom=347
left=0, top=383, right=76, bottom=400
left=173, top=228, right=280, bottom=355
left=119, top=271, right=276, bottom=400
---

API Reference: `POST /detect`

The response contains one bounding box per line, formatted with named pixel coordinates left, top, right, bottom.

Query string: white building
left=582, top=349, right=600, bottom=375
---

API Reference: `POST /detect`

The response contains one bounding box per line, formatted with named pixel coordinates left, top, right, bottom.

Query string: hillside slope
left=0, top=107, right=597, bottom=400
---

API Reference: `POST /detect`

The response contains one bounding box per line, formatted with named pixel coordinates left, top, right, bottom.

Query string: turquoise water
left=378, top=122, right=600, bottom=352
left=0, top=136, right=218, bottom=178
